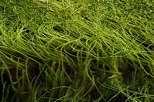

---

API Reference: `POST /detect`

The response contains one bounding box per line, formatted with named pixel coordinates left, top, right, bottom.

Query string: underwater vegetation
left=0, top=0, right=154, bottom=102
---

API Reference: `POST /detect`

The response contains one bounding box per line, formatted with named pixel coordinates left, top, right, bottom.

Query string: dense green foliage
left=0, top=0, right=154, bottom=101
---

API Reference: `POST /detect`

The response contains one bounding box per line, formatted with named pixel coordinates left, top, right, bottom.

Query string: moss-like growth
left=0, top=0, right=154, bottom=101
